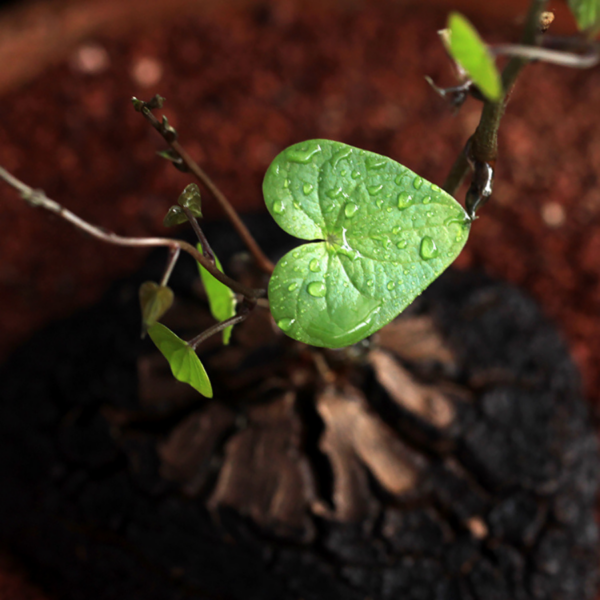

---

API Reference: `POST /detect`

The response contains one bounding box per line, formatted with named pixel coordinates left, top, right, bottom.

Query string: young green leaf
left=147, top=322, right=213, bottom=397
left=568, top=0, right=600, bottom=32
left=178, top=183, right=203, bottom=217
left=163, top=205, right=188, bottom=227
left=139, top=281, right=174, bottom=332
left=196, top=244, right=236, bottom=344
left=447, top=12, right=503, bottom=102
left=263, top=139, right=470, bottom=349
left=163, top=184, right=203, bottom=227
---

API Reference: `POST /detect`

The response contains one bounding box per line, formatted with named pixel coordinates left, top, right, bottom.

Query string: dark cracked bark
left=0, top=216, right=598, bottom=600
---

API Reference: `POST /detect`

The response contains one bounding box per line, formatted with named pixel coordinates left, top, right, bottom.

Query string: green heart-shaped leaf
left=178, top=183, right=203, bottom=216
left=447, top=12, right=502, bottom=102
left=264, top=139, right=470, bottom=348
left=163, top=205, right=188, bottom=227
left=196, top=243, right=236, bottom=345
left=568, top=0, right=600, bottom=32
left=147, top=323, right=213, bottom=397
left=163, top=184, right=203, bottom=227
left=139, top=281, right=174, bottom=332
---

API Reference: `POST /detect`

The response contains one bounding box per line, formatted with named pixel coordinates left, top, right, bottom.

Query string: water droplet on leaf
left=309, top=258, right=321, bottom=272
left=397, top=240, right=408, bottom=249
left=307, top=281, right=327, bottom=297
left=387, top=281, right=395, bottom=290
left=420, top=236, right=438, bottom=260
left=288, top=282, right=299, bottom=291
left=413, top=176, right=423, bottom=189
left=366, top=157, right=386, bottom=170
left=286, top=143, right=322, bottom=163
left=273, top=200, right=284, bottom=214
left=277, top=318, right=295, bottom=331
left=368, top=184, right=384, bottom=196
left=397, top=191, right=412, bottom=209
left=344, top=203, right=359, bottom=218
left=423, top=196, right=431, bottom=204
left=303, top=183, right=313, bottom=195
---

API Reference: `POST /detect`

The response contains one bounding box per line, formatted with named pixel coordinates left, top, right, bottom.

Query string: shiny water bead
left=286, top=144, right=322, bottom=163
left=344, top=203, right=359, bottom=218
left=368, top=184, right=384, bottom=196
left=277, top=318, right=294, bottom=331
left=307, top=281, right=327, bottom=297
left=397, top=191, right=412, bottom=209
left=420, top=236, right=438, bottom=260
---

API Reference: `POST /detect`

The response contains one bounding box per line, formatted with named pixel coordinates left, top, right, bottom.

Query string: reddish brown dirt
left=0, top=0, right=599, bottom=597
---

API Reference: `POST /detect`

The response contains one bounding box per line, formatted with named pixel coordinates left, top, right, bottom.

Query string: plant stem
left=0, top=166, right=264, bottom=300
left=182, top=206, right=216, bottom=264
left=188, top=299, right=255, bottom=350
left=141, top=108, right=275, bottom=275
left=491, top=44, right=600, bottom=68
left=443, top=0, right=549, bottom=196
left=160, top=247, right=180, bottom=287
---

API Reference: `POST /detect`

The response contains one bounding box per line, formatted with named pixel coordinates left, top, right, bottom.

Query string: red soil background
left=0, top=0, right=597, bottom=597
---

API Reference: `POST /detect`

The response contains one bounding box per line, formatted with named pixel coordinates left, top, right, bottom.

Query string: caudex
left=1, top=0, right=599, bottom=398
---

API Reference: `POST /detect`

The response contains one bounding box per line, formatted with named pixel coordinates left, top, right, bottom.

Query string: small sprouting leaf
left=156, top=149, right=188, bottom=172
left=131, top=94, right=165, bottom=112
left=147, top=323, right=213, bottom=397
left=447, top=12, right=503, bottom=102
left=263, top=139, right=471, bottom=349
left=147, top=94, right=165, bottom=109
left=196, top=244, right=236, bottom=344
left=178, top=183, right=203, bottom=217
left=163, top=205, right=188, bottom=227
left=139, top=281, right=174, bottom=332
left=131, top=97, right=145, bottom=112
left=163, top=184, right=203, bottom=227
left=161, top=115, right=178, bottom=141
left=568, top=0, right=600, bottom=32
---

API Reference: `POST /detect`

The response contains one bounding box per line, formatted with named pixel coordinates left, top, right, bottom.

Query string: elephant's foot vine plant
left=1, top=0, right=599, bottom=397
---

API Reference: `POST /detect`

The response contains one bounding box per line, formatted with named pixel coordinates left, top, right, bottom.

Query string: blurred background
left=0, top=0, right=597, bottom=596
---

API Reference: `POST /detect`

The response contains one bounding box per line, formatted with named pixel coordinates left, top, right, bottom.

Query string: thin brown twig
left=490, top=43, right=600, bottom=68
left=140, top=107, right=275, bottom=275
left=188, top=299, right=255, bottom=350
left=182, top=206, right=216, bottom=264
left=0, top=165, right=264, bottom=300
left=160, top=247, right=180, bottom=287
